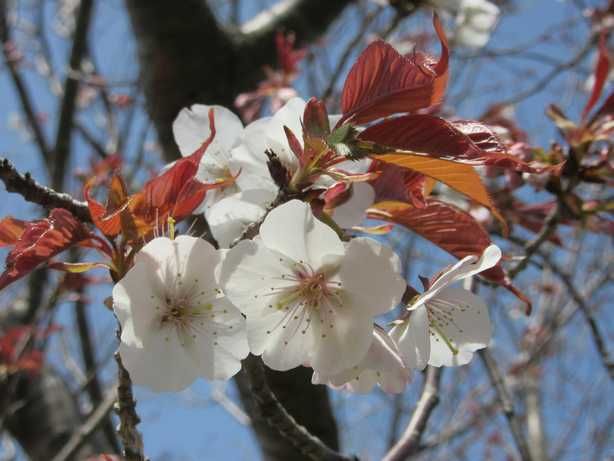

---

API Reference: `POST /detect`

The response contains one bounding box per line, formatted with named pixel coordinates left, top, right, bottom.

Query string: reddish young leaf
left=373, top=152, right=507, bottom=230
left=339, top=14, right=449, bottom=124
left=0, top=217, right=27, bottom=247
left=84, top=174, right=130, bottom=237
left=361, top=114, right=558, bottom=173
left=0, top=209, right=97, bottom=290
left=588, top=90, right=614, bottom=132
left=582, top=33, right=611, bottom=120
left=275, top=31, right=306, bottom=76
left=0, top=325, right=59, bottom=375
left=368, top=160, right=430, bottom=207
left=283, top=126, right=305, bottom=165
left=481, top=104, right=528, bottom=143
left=368, top=200, right=531, bottom=312
left=86, top=109, right=223, bottom=242
left=303, top=97, right=330, bottom=139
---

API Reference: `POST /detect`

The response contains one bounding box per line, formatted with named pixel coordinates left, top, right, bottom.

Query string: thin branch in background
left=479, top=349, right=533, bottom=461
left=509, top=204, right=560, bottom=279
left=74, top=121, right=109, bottom=159
left=539, top=252, right=613, bottom=379
left=50, top=386, right=117, bottom=461
left=321, top=5, right=383, bottom=101
left=72, top=251, right=121, bottom=452
left=0, top=0, right=51, bottom=161
left=51, top=0, right=94, bottom=190
left=383, top=367, right=442, bottom=461
left=386, top=393, right=405, bottom=449
left=0, top=157, right=91, bottom=222
left=242, top=355, right=355, bottom=461
left=496, top=36, right=594, bottom=107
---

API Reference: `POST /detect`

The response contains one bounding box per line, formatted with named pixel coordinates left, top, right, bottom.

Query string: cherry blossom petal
left=229, top=144, right=277, bottom=193
left=219, top=240, right=296, bottom=337
left=264, top=97, right=306, bottom=170
left=115, top=235, right=247, bottom=390
left=338, top=237, right=405, bottom=317
left=426, top=286, right=491, bottom=367
left=332, top=182, right=375, bottom=228
left=259, top=200, right=345, bottom=268
left=309, top=308, right=374, bottom=374
left=206, top=190, right=276, bottom=248
left=241, top=116, right=272, bottom=160
left=119, top=331, right=198, bottom=392
left=313, top=326, right=409, bottom=393
left=173, top=104, right=243, bottom=156
left=417, top=244, right=501, bottom=307
left=191, top=297, right=249, bottom=380
left=390, top=305, right=430, bottom=370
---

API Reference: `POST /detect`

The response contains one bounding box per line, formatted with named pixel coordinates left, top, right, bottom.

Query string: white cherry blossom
left=390, top=245, right=500, bottom=368
left=330, top=182, right=375, bottom=229
left=312, top=325, right=409, bottom=394
left=219, top=200, right=406, bottom=375
left=172, top=104, right=277, bottom=244
left=113, top=235, right=249, bottom=392
left=431, top=0, right=499, bottom=49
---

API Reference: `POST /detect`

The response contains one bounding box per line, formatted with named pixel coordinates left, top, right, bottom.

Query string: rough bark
left=124, top=0, right=353, bottom=162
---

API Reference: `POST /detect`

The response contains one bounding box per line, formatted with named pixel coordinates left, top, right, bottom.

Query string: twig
left=74, top=121, right=109, bottom=159
left=242, top=355, right=355, bottom=461
left=114, top=351, right=145, bottom=461
left=479, top=350, right=533, bottom=461
left=383, top=367, right=442, bottom=461
left=72, top=253, right=121, bottom=452
left=386, top=393, right=405, bottom=449
left=50, top=386, right=117, bottom=461
left=508, top=204, right=559, bottom=278
left=0, top=157, right=91, bottom=222
left=0, top=0, right=51, bottom=161
left=51, top=0, right=94, bottom=190
left=321, top=6, right=383, bottom=101
left=539, top=252, right=613, bottom=379
left=496, top=37, right=594, bottom=107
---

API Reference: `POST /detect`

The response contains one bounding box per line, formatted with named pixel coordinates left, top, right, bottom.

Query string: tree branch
left=241, top=355, right=355, bottom=461
left=114, top=351, right=145, bottom=461
left=383, top=367, right=442, bottom=461
left=0, top=0, right=52, bottom=161
left=479, top=349, right=533, bottom=461
left=50, top=386, right=117, bottom=461
left=539, top=252, right=613, bottom=379
left=51, top=0, right=95, bottom=190
left=240, top=0, right=354, bottom=48
left=0, top=157, right=91, bottom=222
left=72, top=265, right=121, bottom=453
left=124, top=0, right=354, bottom=162
left=509, top=204, right=559, bottom=278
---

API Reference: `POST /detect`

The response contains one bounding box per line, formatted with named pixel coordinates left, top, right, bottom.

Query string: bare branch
left=51, top=0, right=95, bottom=190
left=72, top=261, right=121, bottom=452
left=50, top=386, right=117, bottom=461
left=479, top=349, right=533, bottom=461
left=383, top=367, right=442, bottom=461
left=539, top=252, right=613, bottom=379
left=0, top=157, right=91, bottom=222
left=0, top=0, right=51, bottom=161
left=508, top=204, right=559, bottom=278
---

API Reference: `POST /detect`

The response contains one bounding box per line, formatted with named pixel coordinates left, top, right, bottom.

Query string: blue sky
left=0, top=0, right=611, bottom=460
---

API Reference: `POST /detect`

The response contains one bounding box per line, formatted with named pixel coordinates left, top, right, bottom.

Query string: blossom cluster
left=113, top=99, right=500, bottom=394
